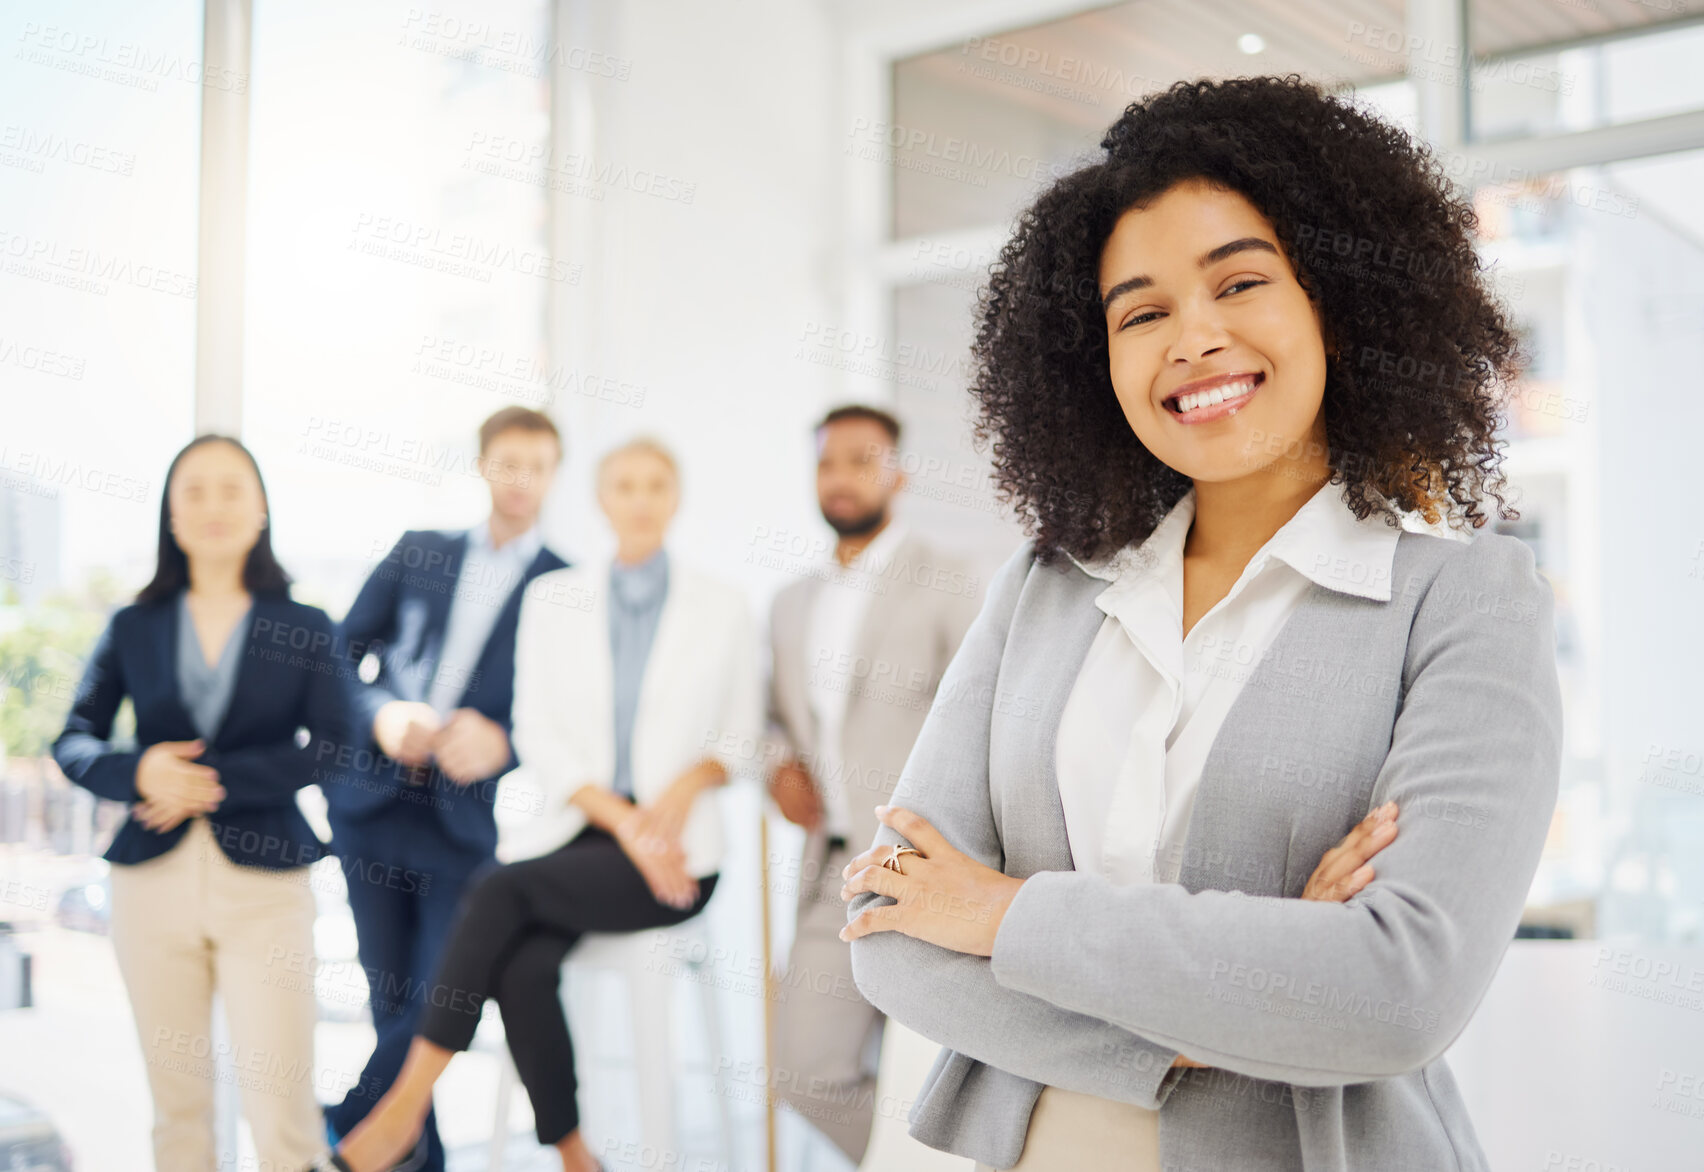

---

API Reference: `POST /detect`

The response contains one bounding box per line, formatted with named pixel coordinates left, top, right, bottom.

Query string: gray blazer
left=847, top=526, right=1561, bottom=1171
left=767, top=528, right=984, bottom=855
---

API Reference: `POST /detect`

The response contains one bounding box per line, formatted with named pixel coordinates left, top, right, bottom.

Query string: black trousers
left=417, top=826, right=718, bottom=1143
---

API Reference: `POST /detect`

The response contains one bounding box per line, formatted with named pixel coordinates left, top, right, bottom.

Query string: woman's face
left=168, top=441, right=267, bottom=568
left=597, top=449, right=679, bottom=548
left=1099, top=178, right=1331, bottom=486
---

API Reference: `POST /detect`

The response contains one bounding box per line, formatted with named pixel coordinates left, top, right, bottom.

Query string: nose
left=1165, top=298, right=1231, bottom=366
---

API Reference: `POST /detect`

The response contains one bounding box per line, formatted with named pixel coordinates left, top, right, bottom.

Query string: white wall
left=543, top=0, right=845, bottom=603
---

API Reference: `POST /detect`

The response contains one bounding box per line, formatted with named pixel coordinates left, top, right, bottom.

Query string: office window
left=243, top=0, right=554, bottom=610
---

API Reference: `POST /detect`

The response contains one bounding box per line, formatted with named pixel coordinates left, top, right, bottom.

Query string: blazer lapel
left=419, top=531, right=469, bottom=665
left=1177, top=580, right=1398, bottom=895
left=762, top=578, right=821, bottom=769
left=552, top=564, right=614, bottom=783
left=1018, top=562, right=1349, bottom=877
left=468, top=544, right=556, bottom=691
left=841, top=581, right=883, bottom=721
left=1038, top=574, right=1116, bottom=872
left=154, top=598, right=201, bottom=741
left=214, top=596, right=271, bottom=751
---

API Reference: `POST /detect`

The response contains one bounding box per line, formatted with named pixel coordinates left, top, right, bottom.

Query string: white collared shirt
left=1056, top=482, right=1403, bottom=886
left=805, top=518, right=911, bottom=837
left=426, top=519, right=543, bottom=717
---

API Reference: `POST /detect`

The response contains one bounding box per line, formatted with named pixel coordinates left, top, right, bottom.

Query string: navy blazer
left=324, top=528, right=569, bottom=857
left=53, top=593, right=354, bottom=869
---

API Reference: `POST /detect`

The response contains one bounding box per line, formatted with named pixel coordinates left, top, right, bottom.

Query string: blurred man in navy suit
left=323, top=407, right=569, bottom=1172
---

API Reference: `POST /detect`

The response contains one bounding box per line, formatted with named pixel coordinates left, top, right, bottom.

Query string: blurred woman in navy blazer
left=54, top=435, right=351, bottom=1171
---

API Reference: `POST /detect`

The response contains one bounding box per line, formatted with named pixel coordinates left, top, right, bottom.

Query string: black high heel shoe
left=300, top=1153, right=353, bottom=1172
left=300, top=1129, right=428, bottom=1172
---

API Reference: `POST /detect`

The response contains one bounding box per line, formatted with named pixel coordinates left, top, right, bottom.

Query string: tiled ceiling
left=899, top=0, right=1699, bottom=133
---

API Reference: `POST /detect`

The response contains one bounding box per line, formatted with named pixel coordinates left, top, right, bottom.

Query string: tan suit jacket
left=766, top=527, right=984, bottom=854
left=762, top=524, right=986, bottom=1162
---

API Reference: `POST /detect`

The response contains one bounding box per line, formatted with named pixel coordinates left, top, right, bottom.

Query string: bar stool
left=482, top=916, right=736, bottom=1170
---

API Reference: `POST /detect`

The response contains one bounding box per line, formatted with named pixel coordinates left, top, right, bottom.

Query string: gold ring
left=882, top=845, right=923, bottom=873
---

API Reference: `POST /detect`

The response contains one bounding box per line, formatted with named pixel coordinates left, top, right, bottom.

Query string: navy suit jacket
left=324, top=528, right=569, bottom=858
left=53, top=593, right=354, bottom=869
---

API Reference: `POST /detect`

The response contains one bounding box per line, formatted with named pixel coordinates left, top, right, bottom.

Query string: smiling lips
left=1162, top=372, right=1264, bottom=424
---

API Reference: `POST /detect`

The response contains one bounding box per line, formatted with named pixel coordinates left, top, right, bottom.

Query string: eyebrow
left=1100, top=237, right=1280, bottom=310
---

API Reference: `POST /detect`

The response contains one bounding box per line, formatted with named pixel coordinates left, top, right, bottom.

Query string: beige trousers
left=772, top=838, right=884, bottom=1164
left=974, top=1085, right=1161, bottom=1172
left=108, top=816, right=322, bottom=1172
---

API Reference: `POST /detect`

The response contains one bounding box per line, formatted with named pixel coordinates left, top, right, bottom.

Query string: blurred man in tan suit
left=765, top=405, right=984, bottom=1163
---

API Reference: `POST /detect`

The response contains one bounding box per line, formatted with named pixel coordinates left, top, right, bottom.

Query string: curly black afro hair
left=968, top=74, right=1523, bottom=567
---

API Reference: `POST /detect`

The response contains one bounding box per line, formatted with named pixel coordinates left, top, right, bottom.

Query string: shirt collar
left=1066, top=491, right=1192, bottom=586
left=1066, top=481, right=1401, bottom=603
left=468, top=519, right=543, bottom=566
left=830, top=517, right=910, bottom=575
left=1262, top=482, right=1401, bottom=602
left=610, top=546, right=670, bottom=609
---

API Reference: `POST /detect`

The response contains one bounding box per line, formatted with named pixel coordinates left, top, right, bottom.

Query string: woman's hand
left=838, top=805, right=1025, bottom=957
left=627, top=761, right=719, bottom=855
left=614, top=808, right=700, bottom=911
left=133, top=799, right=196, bottom=834
left=1302, top=800, right=1398, bottom=902
left=133, top=739, right=224, bottom=832
left=839, top=800, right=1401, bottom=1068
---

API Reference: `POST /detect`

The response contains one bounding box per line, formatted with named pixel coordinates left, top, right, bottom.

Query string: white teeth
left=1173, top=378, right=1256, bottom=414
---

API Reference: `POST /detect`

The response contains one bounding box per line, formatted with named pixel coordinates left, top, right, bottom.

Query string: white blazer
left=496, top=555, right=763, bottom=877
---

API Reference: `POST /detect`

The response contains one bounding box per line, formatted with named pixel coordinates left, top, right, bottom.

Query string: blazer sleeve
left=984, top=534, right=1563, bottom=1084
left=847, top=541, right=1188, bottom=1109
left=478, top=553, right=558, bottom=783
left=51, top=615, right=143, bottom=803
left=209, top=607, right=355, bottom=814
left=339, top=532, right=409, bottom=744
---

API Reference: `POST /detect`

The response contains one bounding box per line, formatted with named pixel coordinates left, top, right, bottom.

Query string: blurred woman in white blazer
left=309, top=436, right=762, bottom=1172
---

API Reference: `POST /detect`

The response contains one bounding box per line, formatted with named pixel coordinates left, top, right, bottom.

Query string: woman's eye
left=1222, top=278, right=1269, bottom=296
left=1118, top=311, right=1162, bottom=330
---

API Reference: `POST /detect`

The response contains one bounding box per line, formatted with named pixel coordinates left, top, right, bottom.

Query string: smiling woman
left=842, top=75, right=1559, bottom=1172
left=971, top=75, right=1518, bottom=568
